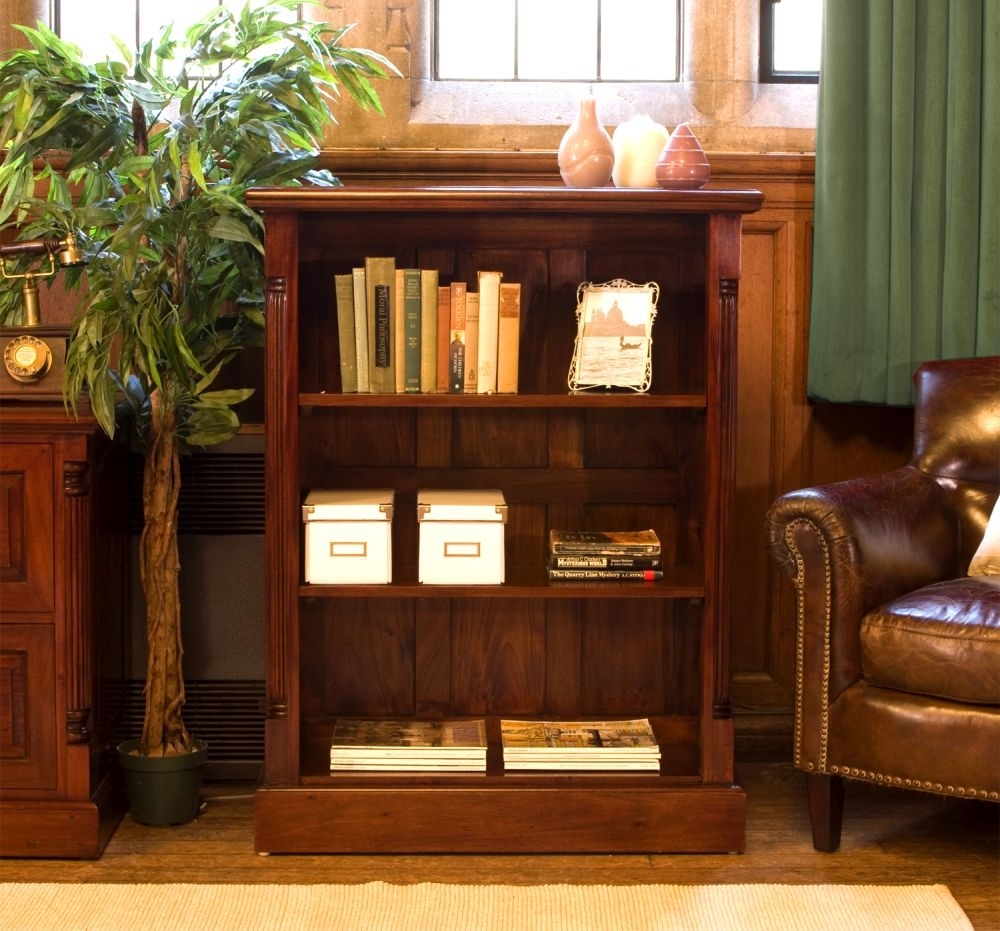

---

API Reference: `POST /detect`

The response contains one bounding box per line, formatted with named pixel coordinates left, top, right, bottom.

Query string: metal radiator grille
left=119, top=679, right=265, bottom=780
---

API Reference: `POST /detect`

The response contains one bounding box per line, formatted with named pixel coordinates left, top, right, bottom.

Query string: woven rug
left=0, top=882, right=973, bottom=931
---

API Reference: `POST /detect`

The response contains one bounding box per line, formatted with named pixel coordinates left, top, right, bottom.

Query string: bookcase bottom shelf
left=252, top=783, right=746, bottom=854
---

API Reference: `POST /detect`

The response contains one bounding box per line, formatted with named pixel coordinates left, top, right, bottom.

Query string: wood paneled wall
left=327, top=150, right=913, bottom=756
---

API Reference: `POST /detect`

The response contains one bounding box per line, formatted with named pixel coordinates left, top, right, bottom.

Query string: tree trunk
left=138, top=387, right=191, bottom=756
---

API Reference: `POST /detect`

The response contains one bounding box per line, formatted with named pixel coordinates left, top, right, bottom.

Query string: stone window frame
left=330, top=0, right=816, bottom=153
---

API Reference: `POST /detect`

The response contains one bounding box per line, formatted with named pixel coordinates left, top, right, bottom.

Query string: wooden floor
left=2, top=763, right=997, bottom=930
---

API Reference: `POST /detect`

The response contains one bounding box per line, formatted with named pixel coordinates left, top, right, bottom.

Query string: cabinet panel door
left=0, top=624, right=58, bottom=790
left=0, top=442, right=55, bottom=614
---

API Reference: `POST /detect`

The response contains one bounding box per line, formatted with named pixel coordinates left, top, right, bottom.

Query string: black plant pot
left=117, top=739, right=207, bottom=826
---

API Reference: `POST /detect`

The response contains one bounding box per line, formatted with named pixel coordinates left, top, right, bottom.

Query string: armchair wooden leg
left=806, top=772, right=844, bottom=852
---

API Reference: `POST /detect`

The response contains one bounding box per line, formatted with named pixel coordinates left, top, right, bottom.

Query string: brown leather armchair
left=766, top=356, right=1000, bottom=851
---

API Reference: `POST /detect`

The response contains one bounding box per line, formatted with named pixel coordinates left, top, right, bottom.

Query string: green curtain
left=808, top=0, right=999, bottom=404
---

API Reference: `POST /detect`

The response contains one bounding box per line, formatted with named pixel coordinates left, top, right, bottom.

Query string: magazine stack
left=330, top=718, right=488, bottom=772
left=500, top=718, right=661, bottom=772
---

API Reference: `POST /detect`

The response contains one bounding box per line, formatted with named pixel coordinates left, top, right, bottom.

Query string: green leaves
left=0, top=0, right=395, bottom=451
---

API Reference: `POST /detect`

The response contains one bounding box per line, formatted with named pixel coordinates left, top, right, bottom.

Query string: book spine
left=394, top=268, right=406, bottom=393
left=365, top=256, right=396, bottom=393
left=463, top=291, right=480, bottom=392
left=448, top=280, right=467, bottom=393
left=334, top=273, right=357, bottom=393
left=546, top=568, right=663, bottom=580
left=547, top=554, right=663, bottom=569
left=352, top=267, right=370, bottom=392
left=403, top=268, right=422, bottom=393
left=496, top=281, right=521, bottom=393
left=419, top=268, right=439, bottom=393
left=436, top=285, right=451, bottom=393
left=477, top=270, right=502, bottom=394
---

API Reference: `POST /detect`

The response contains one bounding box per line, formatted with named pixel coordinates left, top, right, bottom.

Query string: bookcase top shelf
left=246, top=184, right=765, bottom=216
left=299, top=392, right=708, bottom=409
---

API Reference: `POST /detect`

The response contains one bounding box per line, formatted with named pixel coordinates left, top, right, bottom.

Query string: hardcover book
left=419, top=268, right=439, bottom=393
left=333, top=272, right=357, bottom=393
left=352, top=266, right=370, bottom=392
left=496, top=281, right=521, bottom=393
left=548, top=528, right=661, bottom=555
left=463, top=290, right=480, bottom=392
left=546, top=567, right=663, bottom=581
left=402, top=268, right=422, bottom=393
left=476, top=270, right=502, bottom=394
left=393, top=268, right=407, bottom=393
left=365, top=256, right=396, bottom=393
left=548, top=553, right=663, bottom=569
left=436, top=285, right=451, bottom=392
left=448, top=280, right=467, bottom=393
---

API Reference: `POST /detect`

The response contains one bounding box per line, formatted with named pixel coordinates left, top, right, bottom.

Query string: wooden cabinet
left=250, top=186, right=763, bottom=854
left=0, top=405, right=127, bottom=857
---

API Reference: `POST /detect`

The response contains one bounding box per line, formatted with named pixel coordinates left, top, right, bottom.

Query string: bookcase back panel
left=299, top=598, right=699, bottom=723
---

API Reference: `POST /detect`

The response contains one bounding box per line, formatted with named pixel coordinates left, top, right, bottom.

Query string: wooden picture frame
left=567, top=279, right=659, bottom=392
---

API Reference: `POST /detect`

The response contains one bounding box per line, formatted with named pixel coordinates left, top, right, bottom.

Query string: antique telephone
left=0, top=234, right=85, bottom=392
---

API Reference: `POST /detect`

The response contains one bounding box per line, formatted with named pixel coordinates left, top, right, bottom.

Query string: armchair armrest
left=766, top=466, right=958, bottom=704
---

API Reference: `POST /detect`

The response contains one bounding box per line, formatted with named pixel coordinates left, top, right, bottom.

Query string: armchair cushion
left=861, top=577, right=1000, bottom=704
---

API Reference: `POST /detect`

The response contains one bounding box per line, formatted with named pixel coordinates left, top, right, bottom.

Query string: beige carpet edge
left=0, top=881, right=974, bottom=931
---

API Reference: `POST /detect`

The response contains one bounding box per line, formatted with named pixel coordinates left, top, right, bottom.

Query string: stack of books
left=329, top=718, right=488, bottom=772
left=546, top=529, right=662, bottom=581
left=334, top=260, right=522, bottom=395
left=500, top=718, right=661, bottom=771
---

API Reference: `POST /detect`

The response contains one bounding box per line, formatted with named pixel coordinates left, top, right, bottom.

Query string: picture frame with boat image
left=567, top=279, right=659, bottom=392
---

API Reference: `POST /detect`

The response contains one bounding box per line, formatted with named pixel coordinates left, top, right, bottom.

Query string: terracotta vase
left=655, top=122, right=711, bottom=190
left=557, top=97, right=614, bottom=188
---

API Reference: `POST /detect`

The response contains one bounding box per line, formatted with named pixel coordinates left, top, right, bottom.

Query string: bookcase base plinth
left=253, top=784, right=746, bottom=855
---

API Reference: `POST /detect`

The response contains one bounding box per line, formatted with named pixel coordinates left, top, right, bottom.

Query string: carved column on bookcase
left=63, top=458, right=92, bottom=744
left=264, top=273, right=290, bottom=722
left=699, top=211, right=742, bottom=789
left=713, top=274, right=739, bottom=722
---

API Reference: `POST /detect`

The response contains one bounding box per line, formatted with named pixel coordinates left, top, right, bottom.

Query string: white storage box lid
left=303, top=489, right=394, bottom=522
left=417, top=489, right=507, bottom=522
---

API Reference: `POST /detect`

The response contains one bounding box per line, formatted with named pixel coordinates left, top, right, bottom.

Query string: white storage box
left=303, top=489, right=394, bottom=584
left=418, top=489, right=507, bottom=584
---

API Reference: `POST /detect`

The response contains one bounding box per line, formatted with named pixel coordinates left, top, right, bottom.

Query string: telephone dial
left=0, top=234, right=83, bottom=391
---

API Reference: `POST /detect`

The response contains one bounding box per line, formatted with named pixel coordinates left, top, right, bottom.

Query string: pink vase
left=558, top=97, right=614, bottom=188
left=655, top=122, right=711, bottom=190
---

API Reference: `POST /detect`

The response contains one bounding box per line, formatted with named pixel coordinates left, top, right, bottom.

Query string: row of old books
left=328, top=717, right=661, bottom=773
left=334, top=259, right=522, bottom=394
left=546, top=528, right=663, bottom=581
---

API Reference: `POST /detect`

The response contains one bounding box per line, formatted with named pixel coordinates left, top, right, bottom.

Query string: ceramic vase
left=558, top=97, right=614, bottom=188
left=611, top=114, right=670, bottom=188
left=655, top=122, right=711, bottom=190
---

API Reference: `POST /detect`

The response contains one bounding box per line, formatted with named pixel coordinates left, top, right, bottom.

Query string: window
left=760, top=0, right=822, bottom=83
left=436, top=0, right=680, bottom=83
left=57, top=0, right=288, bottom=62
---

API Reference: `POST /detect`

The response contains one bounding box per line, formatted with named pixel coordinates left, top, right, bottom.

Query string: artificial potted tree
left=0, top=0, right=394, bottom=824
